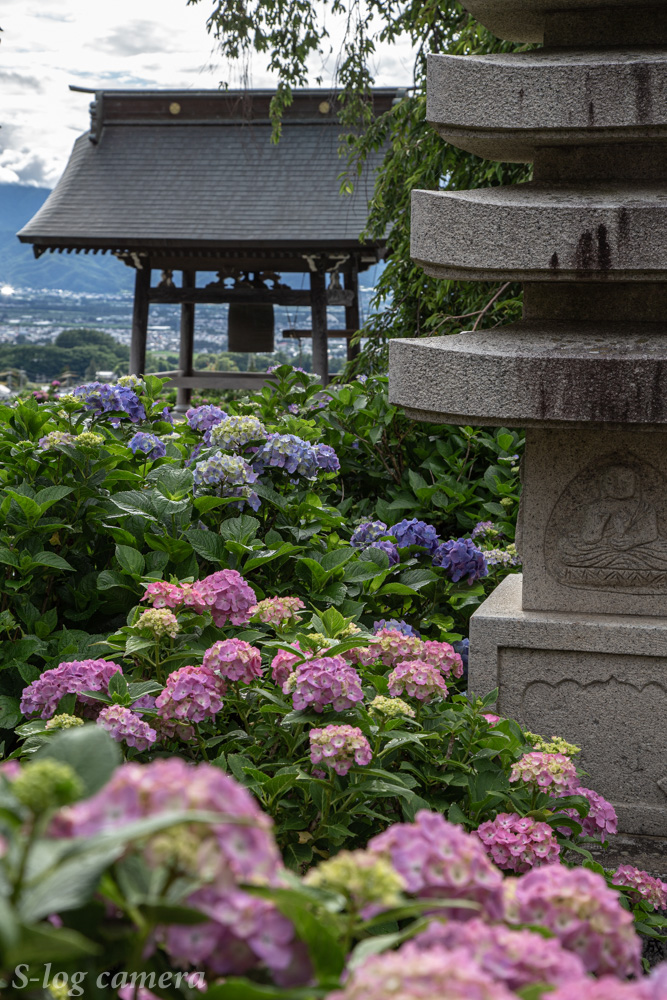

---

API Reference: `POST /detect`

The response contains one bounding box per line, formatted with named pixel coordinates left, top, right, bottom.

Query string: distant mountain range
left=0, top=184, right=133, bottom=294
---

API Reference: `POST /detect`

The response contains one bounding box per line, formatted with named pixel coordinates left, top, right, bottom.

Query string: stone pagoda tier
left=389, top=0, right=667, bottom=837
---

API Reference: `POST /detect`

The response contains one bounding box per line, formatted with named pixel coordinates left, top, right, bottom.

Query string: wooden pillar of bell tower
left=310, top=266, right=329, bottom=384
left=344, top=256, right=361, bottom=364
left=177, top=270, right=196, bottom=411
left=130, top=263, right=151, bottom=376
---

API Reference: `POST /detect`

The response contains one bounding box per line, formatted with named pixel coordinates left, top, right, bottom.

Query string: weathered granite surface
left=390, top=327, right=667, bottom=428
left=520, top=428, right=667, bottom=615
left=469, top=574, right=667, bottom=837
left=462, top=0, right=664, bottom=45
left=411, top=184, right=667, bottom=282
left=427, top=50, right=667, bottom=162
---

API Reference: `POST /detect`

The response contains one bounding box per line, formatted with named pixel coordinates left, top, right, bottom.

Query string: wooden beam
left=310, top=269, right=329, bottom=385
left=148, top=287, right=354, bottom=307
left=282, top=328, right=356, bottom=339
left=130, top=264, right=151, bottom=375
left=156, top=370, right=273, bottom=391
left=177, top=270, right=196, bottom=410
left=344, top=258, right=361, bottom=363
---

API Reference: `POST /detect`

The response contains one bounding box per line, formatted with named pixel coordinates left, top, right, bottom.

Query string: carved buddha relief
left=545, top=454, right=667, bottom=593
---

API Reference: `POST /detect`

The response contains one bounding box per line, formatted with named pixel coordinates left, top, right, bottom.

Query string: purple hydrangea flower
left=203, top=638, right=263, bottom=687
left=471, top=520, right=499, bottom=539
left=161, top=406, right=174, bottom=425
left=186, top=404, right=228, bottom=432
left=510, top=865, right=641, bottom=978
left=390, top=518, right=441, bottom=554
left=350, top=520, right=388, bottom=548
left=252, top=433, right=339, bottom=480
left=554, top=785, right=618, bottom=841
left=129, top=431, right=167, bottom=460
left=373, top=619, right=420, bottom=638
left=411, top=918, right=587, bottom=993
left=453, top=638, right=469, bottom=671
left=284, top=655, right=364, bottom=713
left=315, top=443, right=340, bottom=473
left=73, top=382, right=146, bottom=423
left=432, top=538, right=488, bottom=584
left=20, top=659, right=123, bottom=719
left=97, top=705, right=157, bottom=751
left=368, top=539, right=399, bottom=566
left=155, top=664, right=226, bottom=736
left=369, top=810, right=505, bottom=920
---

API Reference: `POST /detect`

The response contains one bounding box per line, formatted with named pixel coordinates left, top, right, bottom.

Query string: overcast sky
left=0, top=0, right=415, bottom=189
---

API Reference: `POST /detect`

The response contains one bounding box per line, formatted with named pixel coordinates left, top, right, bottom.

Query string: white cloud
left=1, top=0, right=415, bottom=189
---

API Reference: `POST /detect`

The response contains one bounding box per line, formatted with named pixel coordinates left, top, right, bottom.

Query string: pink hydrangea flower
left=270, top=642, right=312, bottom=686
left=20, top=659, right=123, bottom=719
left=421, top=639, right=464, bottom=678
left=284, top=655, right=364, bottom=713
left=476, top=812, right=560, bottom=873
left=613, top=865, right=667, bottom=911
left=250, top=596, right=305, bottom=628
left=309, top=725, right=372, bottom=776
left=142, top=581, right=185, bottom=609
left=554, top=785, right=618, bottom=841
left=483, top=713, right=501, bottom=726
left=51, top=760, right=306, bottom=982
left=387, top=659, right=448, bottom=703
left=412, top=917, right=587, bottom=991
left=203, top=638, right=262, bottom=686
left=155, top=665, right=225, bottom=735
left=509, top=864, right=642, bottom=978
left=549, top=978, right=655, bottom=1000
left=97, top=705, right=157, bottom=751
left=184, top=569, right=257, bottom=627
left=510, top=751, right=578, bottom=792
left=327, top=944, right=517, bottom=1000
left=369, top=811, right=504, bottom=921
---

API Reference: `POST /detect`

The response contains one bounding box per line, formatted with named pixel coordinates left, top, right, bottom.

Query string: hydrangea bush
left=0, top=368, right=665, bottom=995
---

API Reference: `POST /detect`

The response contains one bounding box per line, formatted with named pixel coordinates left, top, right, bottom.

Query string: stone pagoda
left=389, top=0, right=667, bottom=838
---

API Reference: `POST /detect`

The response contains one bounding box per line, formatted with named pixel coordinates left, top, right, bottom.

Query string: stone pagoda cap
left=462, top=0, right=665, bottom=44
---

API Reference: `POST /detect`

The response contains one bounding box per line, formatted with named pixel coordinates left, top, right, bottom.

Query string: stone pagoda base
left=470, top=573, right=667, bottom=836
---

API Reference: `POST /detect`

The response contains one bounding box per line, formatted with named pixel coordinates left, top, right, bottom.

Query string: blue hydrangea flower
left=252, top=433, right=339, bottom=480
left=351, top=520, right=388, bottom=548
left=73, top=382, right=146, bottom=423
left=209, top=415, right=267, bottom=451
left=161, top=406, right=174, bottom=425
left=373, top=619, right=420, bottom=637
left=192, top=452, right=260, bottom=510
left=368, top=539, right=400, bottom=566
left=129, top=432, right=166, bottom=460
left=432, top=538, right=488, bottom=585
left=186, top=404, right=227, bottom=432
left=390, top=518, right=441, bottom=554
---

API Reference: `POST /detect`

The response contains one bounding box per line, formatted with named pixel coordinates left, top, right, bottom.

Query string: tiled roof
left=18, top=89, right=393, bottom=253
